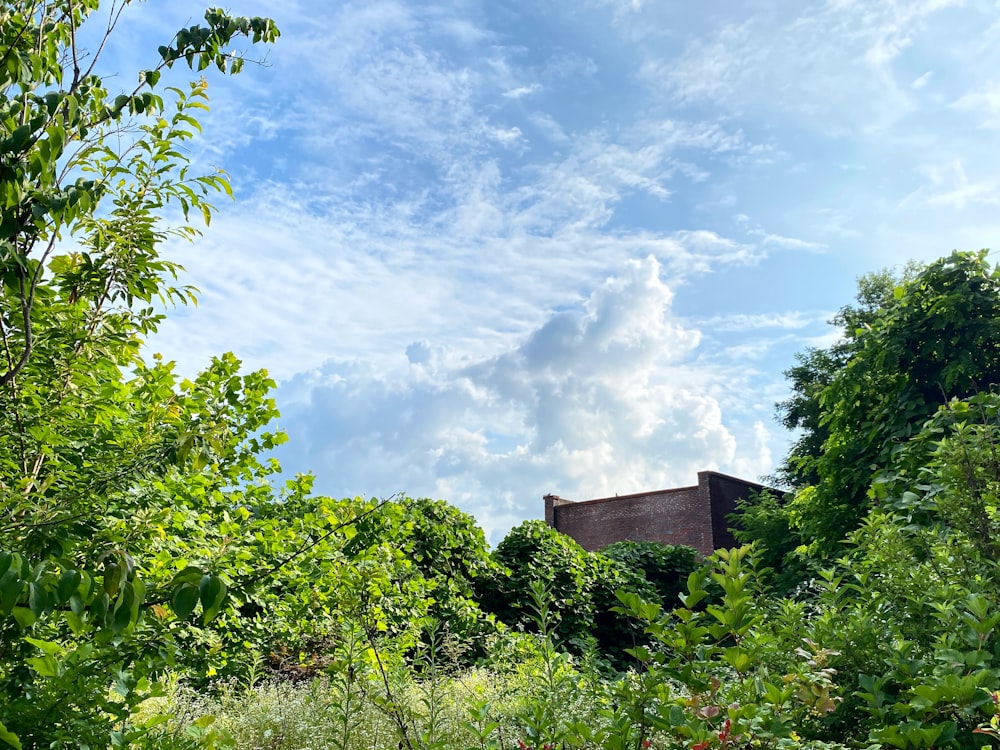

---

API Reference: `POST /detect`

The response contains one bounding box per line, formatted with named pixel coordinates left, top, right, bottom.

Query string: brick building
left=543, top=471, right=773, bottom=555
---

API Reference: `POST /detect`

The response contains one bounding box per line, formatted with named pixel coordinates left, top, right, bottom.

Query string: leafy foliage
left=757, top=251, right=1000, bottom=558
left=0, top=1, right=284, bottom=745
left=599, top=540, right=700, bottom=609
left=3, top=5, right=1000, bottom=746
left=480, top=520, right=658, bottom=666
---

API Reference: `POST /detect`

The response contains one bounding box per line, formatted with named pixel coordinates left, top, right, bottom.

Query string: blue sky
left=101, top=0, right=1000, bottom=541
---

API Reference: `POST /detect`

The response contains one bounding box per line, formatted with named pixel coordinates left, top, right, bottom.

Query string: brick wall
left=544, top=471, right=771, bottom=555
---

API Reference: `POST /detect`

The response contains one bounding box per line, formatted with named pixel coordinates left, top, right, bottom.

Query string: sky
left=95, top=0, right=1000, bottom=542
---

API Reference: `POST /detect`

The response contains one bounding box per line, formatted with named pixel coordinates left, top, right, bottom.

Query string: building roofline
left=546, top=471, right=778, bottom=509
left=553, top=484, right=698, bottom=508
left=696, top=470, right=775, bottom=492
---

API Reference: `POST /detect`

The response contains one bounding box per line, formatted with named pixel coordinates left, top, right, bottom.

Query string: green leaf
left=56, top=569, right=81, bottom=604
left=112, top=584, right=135, bottom=633
left=171, top=582, right=199, bottom=619
left=0, top=569, right=21, bottom=614
left=0, top=720, right=22, bottom=750
left=12, top=607, right=36, bottom=629
left=26, top=654, right=60, bottom=678
left=723, top=646, right=753, bottom=672
left=24, top=637, right=63, bottom=657
left=199, top=575, right=227, bottom=624
left=65, top=611, right=86, bottom=635
left=28, top=582, right=50, bottom=616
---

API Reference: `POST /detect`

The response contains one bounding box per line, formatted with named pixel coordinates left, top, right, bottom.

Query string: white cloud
left=753, top=232, right=827, bottom=252
left=503, top=83, right=541, bottom=99
left=696, top=312, right=825, bottom=332
left=274, top=256, right=775, bottom=541
left=82, top=0, right=1000, bottom=546
left=911, top=70, right=934, bottom=90
left=951, top=81, right=1000, bottom=129
left=638, top=0, right=965, bottom=133
left=490, top=126, right=524, bottom=146
left=902, top=159, right=1000, bottom=211
left=530, top=113, right=570, bottom=143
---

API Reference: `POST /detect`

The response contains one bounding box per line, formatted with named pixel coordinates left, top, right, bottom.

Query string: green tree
left=793, top=395, right=1000, bottom=748
left=343, top=497, right=500, bottom=661
left=760, top=252, right=1000, bottom=559
left=774, top=265, right=920, bottom=491
left=0, top=2, right=285, bottom=746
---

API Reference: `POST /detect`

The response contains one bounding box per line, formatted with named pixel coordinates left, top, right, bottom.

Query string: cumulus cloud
left=274, top=256, right=774, bottom=542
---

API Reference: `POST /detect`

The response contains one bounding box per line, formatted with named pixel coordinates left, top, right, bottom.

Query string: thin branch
left=67, top=0, right=80, bottom=86
left=230, top=494, right=397, bottom=594
left=0, top=268, right=33, bottom=389
left=0, top=311, right=29, bottom=474
left=142, top=495, right=398, bottom=608
left=0, top=511, right=89, bottom=532
left=79, top=0, right=126, bottom=80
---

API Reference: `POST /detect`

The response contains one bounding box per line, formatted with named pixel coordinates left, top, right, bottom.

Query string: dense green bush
left=599, top=540, right=700, bottom=607
left=478, top=520, right=657, bottom=666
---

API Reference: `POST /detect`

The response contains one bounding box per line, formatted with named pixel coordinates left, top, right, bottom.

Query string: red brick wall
left=703, top=472, right=769, bottom=550
left=547, top=472, right=772, bottom=555
left=550, top=485, right=715, bottom=554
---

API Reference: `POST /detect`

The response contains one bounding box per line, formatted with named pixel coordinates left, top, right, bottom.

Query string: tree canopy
left=759, top=250, right=1000, bottom=561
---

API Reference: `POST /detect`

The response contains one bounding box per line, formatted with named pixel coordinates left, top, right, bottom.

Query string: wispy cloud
left=695, top=312, right=827, bottom=332
left=951, top=81, right=1000, bottom=129
left=503, top=83, right=541, bottom=99
left=636, top=0, right=965, bottom=133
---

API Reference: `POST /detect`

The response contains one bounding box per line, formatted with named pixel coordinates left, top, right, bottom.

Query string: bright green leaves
left=0, top=2, right=280, bottom=389
left=615, top=545, right=843, bottom=748
left=757, top=252, right=1000, bottom=566
left=0, top=721, right=22, bottom=750
left=0, top=550, right=149, bottom=635
left=24, top=637, right=64, bottom=678
left=0, top=2, right=279, bottom=746
left=158, top=11, right=280, bottom=74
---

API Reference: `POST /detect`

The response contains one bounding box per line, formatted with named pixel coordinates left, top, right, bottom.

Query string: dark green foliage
left=797, top=396, right=1000, bottom=748
left=357, top=497, right=500, bottom=657
left=479, top=521, right=656, bottom=667
left=731, top=492, right=812, bottom=595
left=774, top=265, right=915, bottom=491
left=773, top=347, right=844, bottom=490
left=598, top=540, right=699, bottom=608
